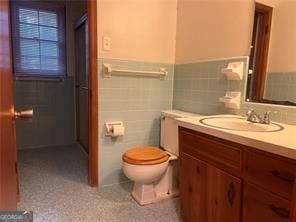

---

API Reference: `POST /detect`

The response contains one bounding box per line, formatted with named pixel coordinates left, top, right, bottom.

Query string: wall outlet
left=103, top=36, right=111, bottom=51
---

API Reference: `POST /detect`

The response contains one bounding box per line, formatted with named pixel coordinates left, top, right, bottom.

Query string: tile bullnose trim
left=175, top=56, right=249, bottom=65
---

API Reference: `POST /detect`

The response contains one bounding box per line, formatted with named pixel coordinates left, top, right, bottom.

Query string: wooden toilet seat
left=122, top=146, right=169, bottom=165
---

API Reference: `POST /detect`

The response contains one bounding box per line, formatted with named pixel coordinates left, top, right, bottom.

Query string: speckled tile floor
left=17, top=144, right=182, bottom=222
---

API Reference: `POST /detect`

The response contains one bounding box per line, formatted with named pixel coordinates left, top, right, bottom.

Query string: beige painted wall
left=96, top=0, right=255, bottom=64
left=258, top=0, right=296, bottom=72
left=175, top=0, right=254, bottom=63
left=96, top=0, right=296, bottom=68
left=97, top=0, right=177, bottom=63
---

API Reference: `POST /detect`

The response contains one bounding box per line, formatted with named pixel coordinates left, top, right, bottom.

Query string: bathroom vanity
left=177, top=116, right=296, bottom=222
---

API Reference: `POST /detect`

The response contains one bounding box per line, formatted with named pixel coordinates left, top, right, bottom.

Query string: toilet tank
left=160, top=110, right=199, bottom=156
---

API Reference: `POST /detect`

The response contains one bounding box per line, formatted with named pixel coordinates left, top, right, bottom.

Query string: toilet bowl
left=122, top=146, right=177, bottom=205
left=122, top=160, right=169, bottom=184
left=122, top=148, right=169, bottom=184
left=121, top=110, right=199, bottom=205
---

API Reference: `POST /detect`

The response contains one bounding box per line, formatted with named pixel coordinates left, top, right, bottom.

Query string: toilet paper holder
left=105, top=121, right=125, bottom=137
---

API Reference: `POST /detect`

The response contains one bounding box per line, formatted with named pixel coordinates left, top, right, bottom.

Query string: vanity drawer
left=243, top=183, right=291, bottom=222
left=179, top=128, right=242, bottom=172
left=244, top=151, right=296, bottom=200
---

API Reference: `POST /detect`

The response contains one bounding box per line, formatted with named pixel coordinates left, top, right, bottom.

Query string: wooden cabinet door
left=180, top=153, right=242, bottom=222
left=207, top=165, right=242, bottom=222
left=180, top=153, right=208, bottom=222
left=243, top=183, right=291, bottom=222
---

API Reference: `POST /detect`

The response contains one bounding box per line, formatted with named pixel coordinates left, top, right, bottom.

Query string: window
left=11, top=2, right=66, bottom=77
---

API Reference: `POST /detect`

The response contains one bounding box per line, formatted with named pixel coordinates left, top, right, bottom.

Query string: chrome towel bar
left=103, top=63, right=168, bottom=79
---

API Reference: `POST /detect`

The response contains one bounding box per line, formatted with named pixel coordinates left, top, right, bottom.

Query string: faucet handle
left=263, top=112, right=270, bottom=124
left=246, top=109, right=255, bottom=116
left=246, top=109, right=256, bottom=122
left=263, top=111, right=277, bottom=124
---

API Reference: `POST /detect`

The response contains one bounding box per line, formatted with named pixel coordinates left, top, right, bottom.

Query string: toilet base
left=131, top=182, right=179, bottom=206
left=131, top=158, right=179, bottom=205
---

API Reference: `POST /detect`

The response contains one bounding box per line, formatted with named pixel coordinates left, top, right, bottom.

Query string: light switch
left=103, top=36, right=111, bottom=51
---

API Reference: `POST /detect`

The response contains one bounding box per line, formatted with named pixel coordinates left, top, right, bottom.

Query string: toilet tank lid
left=161, top=110, right=201, bottom=118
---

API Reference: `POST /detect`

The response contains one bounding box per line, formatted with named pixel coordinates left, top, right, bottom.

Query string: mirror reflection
left=246, top=0, right=296, bottom=106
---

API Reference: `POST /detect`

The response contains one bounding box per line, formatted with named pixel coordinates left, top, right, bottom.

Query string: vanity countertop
left=176, top=114, right=296, bottom=160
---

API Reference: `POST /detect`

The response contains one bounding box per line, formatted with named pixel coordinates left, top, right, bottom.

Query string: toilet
left=122, top=110, right=198, bottom=205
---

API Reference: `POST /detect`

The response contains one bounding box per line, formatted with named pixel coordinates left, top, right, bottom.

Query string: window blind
left=11, top=2, right=66, bottom=77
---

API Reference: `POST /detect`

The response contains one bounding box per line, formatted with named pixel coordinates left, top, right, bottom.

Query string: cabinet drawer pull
left=268, top=204, right=290, bottom=219
left=227, top=182, right=235, bottom=206
left=270, top=170, right=295, bottom=183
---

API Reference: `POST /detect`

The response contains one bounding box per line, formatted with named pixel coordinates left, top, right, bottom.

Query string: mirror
left=246, top=0, right=296, bottom=106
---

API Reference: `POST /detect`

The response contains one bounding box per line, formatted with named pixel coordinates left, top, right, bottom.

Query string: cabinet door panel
left=180, top=153, right=242, bottom=222
left=243, top=183, right=291, bottom=222
left=207, top=165, right=242, bottom=222
left=180, top=153, right=207, bottom=222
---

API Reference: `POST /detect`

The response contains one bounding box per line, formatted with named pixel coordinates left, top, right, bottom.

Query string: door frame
left=247, top=2, right=273, bottom=101
left=6, top=0, right=99, bottom=187
left=87, top=0, right=99, bottom=187
left=74, top=13, right=89, bottom=153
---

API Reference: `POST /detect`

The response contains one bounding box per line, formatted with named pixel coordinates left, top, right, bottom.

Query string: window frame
left=10, top=1, right=67, bottom=78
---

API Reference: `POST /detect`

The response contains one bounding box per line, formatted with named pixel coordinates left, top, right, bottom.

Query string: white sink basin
left=199, top=116, right=284, bottom=132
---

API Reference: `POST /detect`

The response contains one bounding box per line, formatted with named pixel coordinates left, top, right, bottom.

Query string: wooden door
left=0, top=0, right=18, bottom=210
left=75, top=15, right=89, bottom=153
left=180, top=153, right=241, bottom=222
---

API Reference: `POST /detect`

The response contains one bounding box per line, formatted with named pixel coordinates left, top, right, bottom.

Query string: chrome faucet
left=262, top=111, right=271, bottom=124
left=246, top=109, right=273, bottom=124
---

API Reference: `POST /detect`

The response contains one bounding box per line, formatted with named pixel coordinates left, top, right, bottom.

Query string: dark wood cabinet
left=180, top=153, right=207, bottom=222
left=180, top=153, right=241, bottom=222
left=206, top=164, right=241, bottom=222
left=244, top=150, right=295, bottom=200
left=179, top=127, right=296, bottom=222
left=243, top=183, right=290, bottom=222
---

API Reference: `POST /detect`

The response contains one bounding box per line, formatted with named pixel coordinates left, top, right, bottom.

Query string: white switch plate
left=103, top=36, right=111, bottom=51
